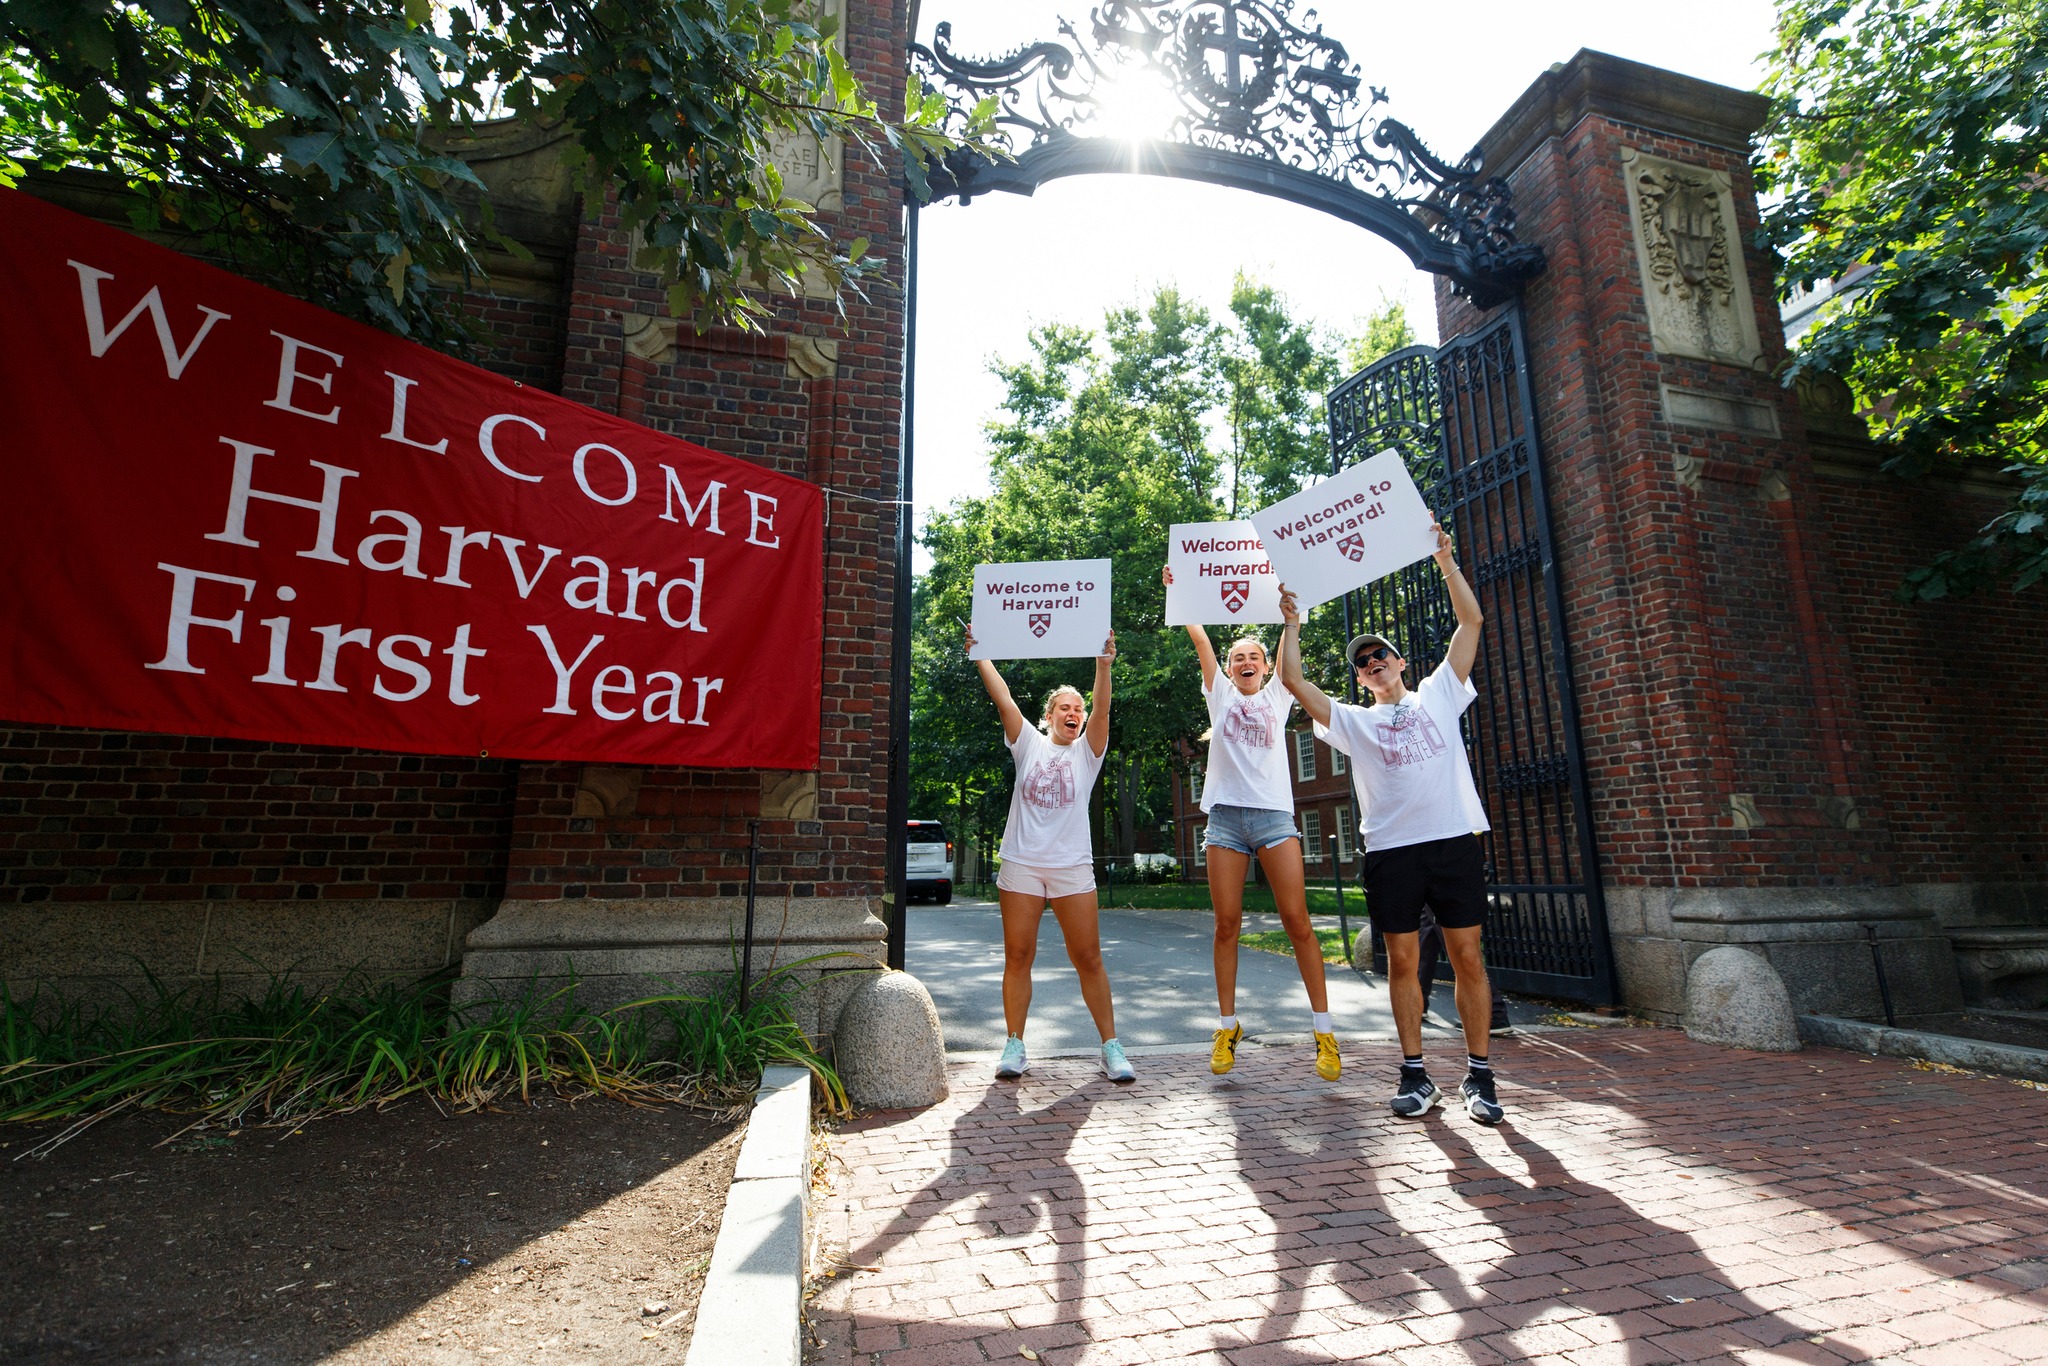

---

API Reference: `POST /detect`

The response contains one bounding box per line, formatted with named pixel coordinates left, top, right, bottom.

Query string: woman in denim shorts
left=1167, top=567, right=1340, bottom=1081
left=967, top=625, right=1135, bottom=1085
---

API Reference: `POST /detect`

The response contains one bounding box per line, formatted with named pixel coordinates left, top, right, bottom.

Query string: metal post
left=882, top=201, right=921, bottom=972
left=740, top=818, right=761, bottom=1012
left=1865, top=923, right=1897, bottom=1028
left=1329, top=832, right=1351, bottom=965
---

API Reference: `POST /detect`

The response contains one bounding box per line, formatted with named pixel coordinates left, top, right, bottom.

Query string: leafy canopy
left=910, top=282, right=1413, bottom=858
left=1756, top=0, right=2048, bottom=595
left=1, top=0, right=992, bottom=352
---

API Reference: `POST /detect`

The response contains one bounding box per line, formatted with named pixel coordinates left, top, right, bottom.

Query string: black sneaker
left=1390, top=1068, right=1440, bottom=1118
left=1461, top=1071, right=1504, bottom=1125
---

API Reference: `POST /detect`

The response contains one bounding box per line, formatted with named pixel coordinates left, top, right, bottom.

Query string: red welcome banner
left=0, top=189, right=822, bottom=769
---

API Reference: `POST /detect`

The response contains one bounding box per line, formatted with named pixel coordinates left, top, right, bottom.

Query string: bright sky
left=908, top=0, right=1781, bottom=564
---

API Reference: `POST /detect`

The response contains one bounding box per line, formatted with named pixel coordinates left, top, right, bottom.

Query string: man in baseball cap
left=1276, top=517, right=1506, bottom=1126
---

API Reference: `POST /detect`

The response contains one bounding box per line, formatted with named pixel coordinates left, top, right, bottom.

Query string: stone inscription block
left=1622, top=147, right=1765, bottom=370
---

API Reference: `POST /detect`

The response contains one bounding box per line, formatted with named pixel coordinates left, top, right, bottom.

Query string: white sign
left=1164, top=520, right=1282, bottom=625
left=1248, top=450, right=1437, bottom=611
left=969, top=559, right=1113, bottom=660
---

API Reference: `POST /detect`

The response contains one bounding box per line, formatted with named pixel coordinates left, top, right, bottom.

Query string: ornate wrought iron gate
left=1326, top=308, right=1617, bottom=1004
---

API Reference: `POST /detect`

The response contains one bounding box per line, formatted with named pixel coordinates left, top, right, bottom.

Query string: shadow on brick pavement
left=806, top=1028, right=2048, bottom=1366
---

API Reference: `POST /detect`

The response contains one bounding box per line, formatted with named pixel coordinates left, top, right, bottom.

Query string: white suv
left=905, top=820, right=953, bottom=905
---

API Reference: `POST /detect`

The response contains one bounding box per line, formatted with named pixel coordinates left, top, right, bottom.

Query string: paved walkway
left=808, top=1029, right=2048, bottom=1365
left=908, top=901, right=1547, bottom=1055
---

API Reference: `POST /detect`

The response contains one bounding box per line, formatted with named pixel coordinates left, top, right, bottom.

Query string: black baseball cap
left=1347, top=632, right=1403, bottom=666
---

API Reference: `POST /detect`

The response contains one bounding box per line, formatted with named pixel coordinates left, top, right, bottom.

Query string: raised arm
left=1275, top=585, right=1334, bottom=728
left=1434, top=518, right=1484, bottom=683
left=1165, top=565, right=1220, bottom=690
left=1085, top=632, right=1116, bottom=757
left=967, top=626, right=1026, bottom=745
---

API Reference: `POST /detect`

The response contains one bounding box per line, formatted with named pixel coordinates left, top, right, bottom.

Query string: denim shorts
left=1202, top=804, right=1300, bottom=855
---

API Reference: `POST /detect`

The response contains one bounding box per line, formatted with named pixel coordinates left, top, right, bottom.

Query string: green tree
left=1757, top=0, right=2048, bottom=595
left=1, top=0, right=988, bottom=352
left=911, top=284, right=1400, bottom=864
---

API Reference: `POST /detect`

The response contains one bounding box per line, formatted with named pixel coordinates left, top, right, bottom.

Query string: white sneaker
left=1101, top=1039, right=1136, bottom=1084
left=995, top=1036, right=1028, bottom=1079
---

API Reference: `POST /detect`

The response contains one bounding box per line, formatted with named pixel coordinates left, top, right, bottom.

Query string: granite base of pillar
left=1605, top=884, right=1985, bottom=1026
left=453, top=896, right=889, bottom=1042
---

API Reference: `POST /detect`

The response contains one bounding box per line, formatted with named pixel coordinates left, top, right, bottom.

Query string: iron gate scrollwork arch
left=910, top=1, right=1545, bottom=306
left=1329, top=311, right=1618, bottom=1004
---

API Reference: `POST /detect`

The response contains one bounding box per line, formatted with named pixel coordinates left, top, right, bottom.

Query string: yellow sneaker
left=1314, top=1031, right=1342, bottom=1081
left=1210, top=1024, right=1244, bottom=1074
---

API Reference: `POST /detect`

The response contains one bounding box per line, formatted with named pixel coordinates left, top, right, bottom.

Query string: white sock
left=1311, top=1012, right=1333, bottom=1034
left=1217, top=1015, right=1238, bottom=1031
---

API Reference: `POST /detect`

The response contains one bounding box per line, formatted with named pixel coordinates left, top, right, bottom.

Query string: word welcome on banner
left=968, top=560, right=1112, bottom=660
left=1164, top=520, right=1282, bottom=625
left=1248, top=451, right=1437, bottom=611
left=0, top=188, right=822, bottom=769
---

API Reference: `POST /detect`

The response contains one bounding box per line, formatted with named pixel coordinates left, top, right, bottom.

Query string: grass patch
left=0, top=955, right=851, bottom=1156
left=1238, top=927, right=1357, bottom=965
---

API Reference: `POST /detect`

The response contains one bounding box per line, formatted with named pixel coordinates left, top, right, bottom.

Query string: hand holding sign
left=1248, top=451, right=1437, bottom=612
left=969, top=559, right=1113, bottom=660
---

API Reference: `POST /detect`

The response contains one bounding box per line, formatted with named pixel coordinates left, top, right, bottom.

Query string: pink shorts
left=996, top=860, right=1097, bottom=901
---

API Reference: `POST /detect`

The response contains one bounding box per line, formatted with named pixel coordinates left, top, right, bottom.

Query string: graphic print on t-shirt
left=1373, top=703, right=1447, bottom=768
left=1020, top=751, right=1077, bottom=810
left=1219, top=692, right=1278, bottom=749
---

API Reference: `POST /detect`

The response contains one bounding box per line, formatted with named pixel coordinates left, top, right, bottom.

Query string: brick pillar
left=1438, top=51, right=1965, bottom=1022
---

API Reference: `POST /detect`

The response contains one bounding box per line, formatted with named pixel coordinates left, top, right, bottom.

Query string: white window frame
left=1189, top=763, right=1203, bottom=804
left=1292, top=729, right=1316, bottom=781
left=1302, top=809, right=1323, bottom=861
left=1193, top=827, right=1207, bottom=866
left=1330, top=744, right=1347, bottom=776
left=1336, top=805, right=1357, bottom=863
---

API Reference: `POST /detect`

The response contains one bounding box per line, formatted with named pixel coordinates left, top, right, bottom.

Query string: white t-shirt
left=1315, top=661, right=1489, bottom=852
left=1200, top=673, right=1295, bottom=814
left=998, top=724, right=1105, bottom=868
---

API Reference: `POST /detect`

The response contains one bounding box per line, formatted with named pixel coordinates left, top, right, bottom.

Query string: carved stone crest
left=1621, top=148, right=1764, bottom=370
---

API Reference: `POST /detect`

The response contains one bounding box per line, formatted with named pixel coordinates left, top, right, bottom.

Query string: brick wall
left=1430, top=51, right=2046, bottom=1016
left=1436, top=66, right=1894, bottom=890
left=3, top=1, right=912, bottom=994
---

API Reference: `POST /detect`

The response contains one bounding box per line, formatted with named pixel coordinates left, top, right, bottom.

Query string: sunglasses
left=1353, top=646, right=1396, bottom=666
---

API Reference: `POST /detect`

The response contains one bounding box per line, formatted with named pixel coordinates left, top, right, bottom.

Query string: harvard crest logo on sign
left=1335, top=533, right=1366, bottom=563
left=1029, top=613, right=1051, bottom=638
left=1220, top=580, right=1251, bottom=614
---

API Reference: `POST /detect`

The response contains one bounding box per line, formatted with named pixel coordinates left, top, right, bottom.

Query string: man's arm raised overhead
left=1276, top=584, right=1335, bottom=729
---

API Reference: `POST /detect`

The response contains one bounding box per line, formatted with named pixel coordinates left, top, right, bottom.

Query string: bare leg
left=1383, top=930, right=1424, bottom=1057
left=1048, top=890, right=1118, bottom=1042
left=1257, top=838, right=1328, bottom=1013
left=1442, top=926, right=1492, bottom=1060
left=1205, top=848, right=1249, bottom=1017
left=997, top=890, right=1045, bottom=1039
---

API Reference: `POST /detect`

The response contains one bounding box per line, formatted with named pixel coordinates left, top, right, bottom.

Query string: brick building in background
left=2, top=0, right=910, bottom=1031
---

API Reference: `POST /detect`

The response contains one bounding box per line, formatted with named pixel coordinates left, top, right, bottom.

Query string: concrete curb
left=682, top=1065, right=812, bottom=1366
left=1798, top=1014, right=2048, bottom=1082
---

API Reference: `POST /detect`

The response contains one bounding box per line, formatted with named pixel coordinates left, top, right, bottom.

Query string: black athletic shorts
left=1362, top=833, right=1487, bottom=935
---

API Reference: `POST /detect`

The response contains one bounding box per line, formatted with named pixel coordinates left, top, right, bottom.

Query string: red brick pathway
left=805, top=1029, right=2048, bottom=1365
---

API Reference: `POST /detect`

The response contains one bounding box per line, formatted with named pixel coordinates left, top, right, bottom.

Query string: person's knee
left=1384, top=934, right=1421, bottom=972
left=1444, top=931, right=1487, bottom=976
left=1004, top=942, right=1038, bottom=970
left=1067, top=944, right=1104, bottom=974
left=1211, top=914, right=1242, bottom=943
